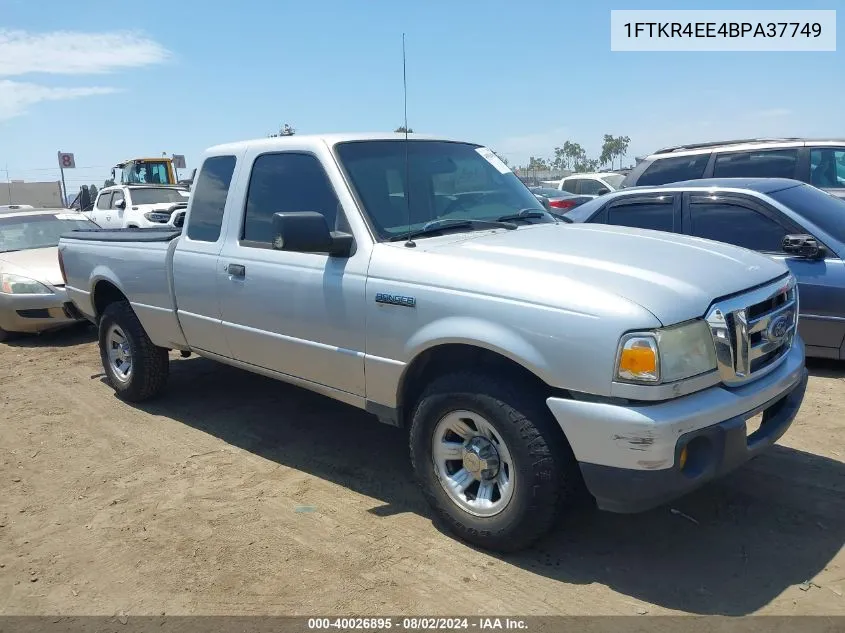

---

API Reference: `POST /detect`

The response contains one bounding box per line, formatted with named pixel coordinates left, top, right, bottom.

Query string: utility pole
left=58, top=152, right=68, bottom=204
left=3, top=165, right=11, bottom=204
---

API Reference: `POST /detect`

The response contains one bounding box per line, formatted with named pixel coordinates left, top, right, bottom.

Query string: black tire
left=98, top=300, right=169, bottom=402
left=409, top=371, right=582, bottom=553
left=0, top=326, right=12, bottom=343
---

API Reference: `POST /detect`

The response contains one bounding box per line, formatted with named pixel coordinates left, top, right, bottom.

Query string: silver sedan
left=0, top=208, right=98, bottom=342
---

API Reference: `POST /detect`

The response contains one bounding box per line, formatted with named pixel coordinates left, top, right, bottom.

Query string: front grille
left=705, top=275, right=798, bottom=386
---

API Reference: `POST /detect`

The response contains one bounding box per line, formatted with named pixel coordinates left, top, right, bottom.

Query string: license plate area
left=745, top=412, right=766, bottom=444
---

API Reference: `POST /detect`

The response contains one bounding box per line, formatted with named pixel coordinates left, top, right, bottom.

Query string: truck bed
left=59, top=229, right=188, bottom=350
left=60, top=227, right=182, bottom=243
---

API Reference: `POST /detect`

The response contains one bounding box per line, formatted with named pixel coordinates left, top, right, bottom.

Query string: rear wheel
left=0, top=326, right=13, bottom=343
left=98, top=300, right=169, bottom=402
left=409, top=371, right=581, bottom=552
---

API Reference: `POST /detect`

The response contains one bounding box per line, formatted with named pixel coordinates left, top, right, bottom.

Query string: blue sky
left=0, top=0, right=841, bottom=192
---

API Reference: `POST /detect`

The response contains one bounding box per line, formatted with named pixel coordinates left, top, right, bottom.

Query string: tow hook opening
left=679, top=435, right=713, bottom=478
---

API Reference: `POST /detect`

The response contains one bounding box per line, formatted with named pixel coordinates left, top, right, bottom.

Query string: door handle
left=227, top=263, right=246, bottom=278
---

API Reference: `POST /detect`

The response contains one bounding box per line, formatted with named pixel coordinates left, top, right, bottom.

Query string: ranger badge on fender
left=375, top=293, right=416, bottom=308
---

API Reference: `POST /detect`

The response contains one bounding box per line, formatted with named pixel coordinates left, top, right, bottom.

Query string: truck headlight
left=0, top=273, right=54, bottom=295
left=615, top=320, right=717, bottom=385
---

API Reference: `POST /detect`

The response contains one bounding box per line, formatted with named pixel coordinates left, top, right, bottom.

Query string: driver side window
left=242, top=152, right=341, bottom=245
left=110, top=190, right=124, bottom=209
left=96, top=192, right=113, bottom=209
left=689, top=202, right=789, bottom=252
left=560, top=178, right=578, bottom=194
left=578, top=179, right=605, bottom=195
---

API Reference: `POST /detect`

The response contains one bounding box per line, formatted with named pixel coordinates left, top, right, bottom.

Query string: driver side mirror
left=596, top=188, right=610, bottom=196
left=271, top=212, right=353, bottom=257
left=115, top=198, right=126, bottom=210
left=782, top=234, right=826, bottom=260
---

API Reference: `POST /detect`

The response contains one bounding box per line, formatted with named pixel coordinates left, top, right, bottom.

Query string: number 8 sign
left=57, top=152, right=76, bottom=169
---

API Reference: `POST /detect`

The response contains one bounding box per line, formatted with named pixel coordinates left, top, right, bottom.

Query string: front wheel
left=98, top=300, right=169, bottom=402
left=409, top=371, right=581, bottom=552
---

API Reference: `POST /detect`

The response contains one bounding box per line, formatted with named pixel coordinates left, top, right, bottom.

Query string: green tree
left=394, top=126, right=414, bottom=133
left=527, top=156, right=548, bottom=171
left=615, top=135, right=631, bottom=169
left=89, top=184, right=98, bottom=201
left=103, top=178, right=115, bottom=188
left=600, top=134, right=616, bottom=169
left=599, top=134, right=632, bottom=170
left=564, top=141, right=587, bottom=170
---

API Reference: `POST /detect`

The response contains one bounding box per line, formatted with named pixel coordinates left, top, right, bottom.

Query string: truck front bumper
left=546, top=338, right=808, bottom=513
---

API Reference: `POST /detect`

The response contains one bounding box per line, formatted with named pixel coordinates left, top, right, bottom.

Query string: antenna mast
left=402, top=33, right=415, bottom=248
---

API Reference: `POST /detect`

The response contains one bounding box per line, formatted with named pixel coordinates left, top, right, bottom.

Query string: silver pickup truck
left=58, top=133, right=809, bottom=552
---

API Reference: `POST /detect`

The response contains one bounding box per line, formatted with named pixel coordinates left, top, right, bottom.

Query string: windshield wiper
left=495, top=208, right=549, bottom=223
left=548, top=211, right=573, bottom=223
left=388, top=218, right=517, bottom=242
left=497, top=208, right=573, bottom=224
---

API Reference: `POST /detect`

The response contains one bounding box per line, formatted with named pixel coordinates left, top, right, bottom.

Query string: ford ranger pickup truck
left=58, top=133, right=809, bottom=552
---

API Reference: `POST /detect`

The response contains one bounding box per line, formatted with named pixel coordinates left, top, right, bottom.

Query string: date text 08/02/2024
left=307, top=617, right=528, bottom=630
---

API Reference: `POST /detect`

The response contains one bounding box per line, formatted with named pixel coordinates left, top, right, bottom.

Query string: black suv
left=622, top=138, right=845, bottom=199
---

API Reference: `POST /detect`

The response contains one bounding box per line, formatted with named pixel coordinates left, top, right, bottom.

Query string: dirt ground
left=1, top=324, right=843, bottom=617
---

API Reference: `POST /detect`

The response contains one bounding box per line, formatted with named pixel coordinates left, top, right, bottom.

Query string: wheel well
left=92, top=281, right=128, bottom=320
left=398, top=344, right=554, bottom=427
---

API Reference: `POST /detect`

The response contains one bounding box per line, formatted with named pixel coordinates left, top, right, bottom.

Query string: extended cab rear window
left=186, top=156, right=236, bottom=242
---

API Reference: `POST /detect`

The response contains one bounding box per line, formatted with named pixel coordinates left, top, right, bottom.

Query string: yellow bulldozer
left=112, top=156, right=189, bottom=187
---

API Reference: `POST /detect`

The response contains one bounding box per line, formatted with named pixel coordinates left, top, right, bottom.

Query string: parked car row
left=563, top=176, right=845, bottom=360
left=622, top=137, right=845, bottom=198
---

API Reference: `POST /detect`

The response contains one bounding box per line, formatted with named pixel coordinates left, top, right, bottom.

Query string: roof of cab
left=204, top=132, right=469, bottom=155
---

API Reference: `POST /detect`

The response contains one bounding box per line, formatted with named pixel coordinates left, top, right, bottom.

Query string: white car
left=88, top=185, right=190, bottom=229
left=558, top=172, right=625, bottom=196
left=0, top=208, right=95, bottom=341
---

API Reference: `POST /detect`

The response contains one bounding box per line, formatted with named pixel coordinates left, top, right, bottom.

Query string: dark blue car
left=565, top=178, right=845, bottom=360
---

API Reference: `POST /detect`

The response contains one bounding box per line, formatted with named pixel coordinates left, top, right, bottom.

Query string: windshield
left=122, top=161, right=171, bottom=185
left=769, top=183, right=845, bottom=245
left=603, top=174, right=625, bottom=189
left=130, top=188, right=189, bottom=205
left=335, top=140, right=552, bottom=240
left=0, top=213, right=98, bottom=253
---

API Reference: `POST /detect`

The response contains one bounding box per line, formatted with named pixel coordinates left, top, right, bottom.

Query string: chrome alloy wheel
left=432, top=410, right=515, bottom=517
left=106, top=324, right=133, bottom=383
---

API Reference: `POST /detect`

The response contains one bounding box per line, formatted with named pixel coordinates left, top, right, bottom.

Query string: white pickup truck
left=88, top=184, right=189, bottom=229
left=58, top=133, right=808, bottom=552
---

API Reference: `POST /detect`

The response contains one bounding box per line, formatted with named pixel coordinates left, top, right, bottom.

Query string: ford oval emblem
left=766, top=313, right=792, bottom=342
